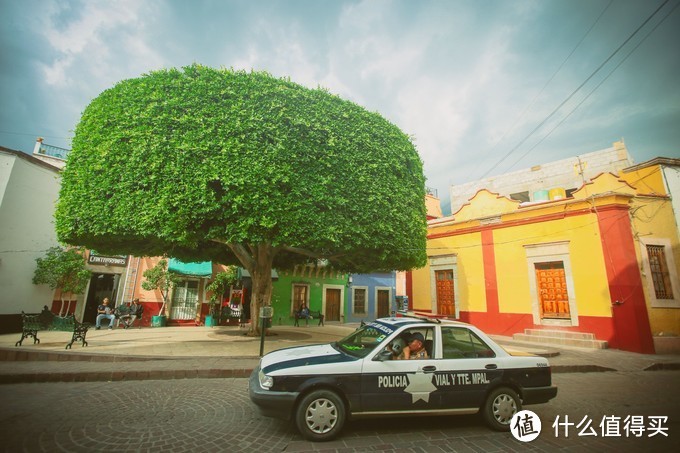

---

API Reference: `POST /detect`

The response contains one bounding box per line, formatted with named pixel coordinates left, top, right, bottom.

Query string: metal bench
left=294, top=310, right=325, bottom=327
left=15, top=306, right=90, bottom=349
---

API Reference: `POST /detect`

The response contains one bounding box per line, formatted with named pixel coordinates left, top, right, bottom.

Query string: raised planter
left=151, top=315, right=167, bottom=327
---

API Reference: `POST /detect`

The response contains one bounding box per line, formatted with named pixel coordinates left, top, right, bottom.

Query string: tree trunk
left=222, top=241, right=276, bottom=336
left=247, top=243, right=275, bottom=336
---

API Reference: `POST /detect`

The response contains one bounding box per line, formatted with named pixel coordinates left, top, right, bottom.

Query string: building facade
left=410, top=149, right=679, bottom=354
left=0, top=147, right=63, bottom=332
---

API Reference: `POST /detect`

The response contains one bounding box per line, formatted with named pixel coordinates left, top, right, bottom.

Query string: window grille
left=647, top=245, right=674, bottom=299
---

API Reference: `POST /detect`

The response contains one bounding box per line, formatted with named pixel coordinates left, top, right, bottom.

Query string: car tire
left=295, top=389, right=346, bottom=442
left=483, top=386, right=521, bottom=431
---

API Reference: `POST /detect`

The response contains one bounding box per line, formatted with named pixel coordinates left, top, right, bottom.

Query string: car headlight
left=258, top=369, right=274, bottom=390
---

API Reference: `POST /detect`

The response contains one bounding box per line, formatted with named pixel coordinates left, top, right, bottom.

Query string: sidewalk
left=0, top=324, right=678, bottom=384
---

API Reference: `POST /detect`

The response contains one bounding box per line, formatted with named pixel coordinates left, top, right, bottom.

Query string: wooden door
left=325, top=288, right=341, bottom=322
left=377, top=289, right=390, bottom=318
left=435, top=270, right=455, bottom=317
left=535, top=262, right=570, bottom=319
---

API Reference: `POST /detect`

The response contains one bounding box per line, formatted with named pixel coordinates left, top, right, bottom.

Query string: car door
left=436, top=326, right=503, bottom=410
left=360, top=327, right=441, bottom=413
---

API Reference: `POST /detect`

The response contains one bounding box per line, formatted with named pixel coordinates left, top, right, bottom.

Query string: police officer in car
left=397, top=332, right=429, bottom=360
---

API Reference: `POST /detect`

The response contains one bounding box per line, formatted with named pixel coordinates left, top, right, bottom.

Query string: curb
left=0, top=368, right=254, bottom=385
left=551, top=364, right=617, bottom=373
left=643, top=362, right=680, bottom=371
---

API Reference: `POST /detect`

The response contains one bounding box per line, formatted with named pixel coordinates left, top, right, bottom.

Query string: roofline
left=0, top=146, right=62, bottom=173
left=623, top=157, right=680, bottom=173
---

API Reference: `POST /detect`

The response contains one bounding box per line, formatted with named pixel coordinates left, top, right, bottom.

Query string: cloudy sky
left=1, top=0, right=678, bottom=213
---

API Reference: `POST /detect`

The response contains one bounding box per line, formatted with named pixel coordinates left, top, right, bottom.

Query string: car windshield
left=335, top=321, right=396, bottom=358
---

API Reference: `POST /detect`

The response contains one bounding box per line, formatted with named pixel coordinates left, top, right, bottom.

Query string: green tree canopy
left=56, top=65, right=427, bottom=331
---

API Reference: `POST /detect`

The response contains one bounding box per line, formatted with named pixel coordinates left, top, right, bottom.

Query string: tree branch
left=210, top=239, right=255, bottom=271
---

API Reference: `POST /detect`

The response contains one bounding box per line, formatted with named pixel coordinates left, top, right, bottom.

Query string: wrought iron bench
left=15, top=306, right=90, bottom=349
left=294, top=309, right=325, bottom=327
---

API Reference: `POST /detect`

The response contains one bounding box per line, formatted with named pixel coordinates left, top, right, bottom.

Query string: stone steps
left=513, top=329, right=608, bottom=349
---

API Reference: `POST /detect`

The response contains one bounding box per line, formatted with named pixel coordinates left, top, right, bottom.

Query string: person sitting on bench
left=95, top=298, right=116, bottom=330
left=120, top=298, right=143, bottom=328
left=298, top=302, right=312, bottom=319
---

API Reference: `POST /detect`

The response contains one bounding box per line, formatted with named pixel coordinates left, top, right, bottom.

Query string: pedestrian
left=95, top=298, right=116, bottom=330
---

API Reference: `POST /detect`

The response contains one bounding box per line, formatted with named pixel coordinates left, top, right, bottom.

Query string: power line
left=505, top=0, right=680, bottom=171
left=471, top=0, right=614, bottom=179
left=480, top=0, right=674, bottom=180
left=0, top=129, right=71, bottom=140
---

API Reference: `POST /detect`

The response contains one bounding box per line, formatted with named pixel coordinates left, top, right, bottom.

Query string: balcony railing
left=37, top=143, right=69, bottom=160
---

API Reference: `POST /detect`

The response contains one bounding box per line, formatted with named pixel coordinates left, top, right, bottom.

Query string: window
left=353, top=288, right=366, bottom=314
left=647, top=245, right=674, bottom=299
left=640, top=239, right=679, bottom=308
left=510, top=191, right=530, bottom=202
left=441, top=327, right=495, bottom=359
left=400, top=328, right=434, bottom=359
left=171, top=280, right=199, bottom=320
left=292, top=284, right=309, bottom=313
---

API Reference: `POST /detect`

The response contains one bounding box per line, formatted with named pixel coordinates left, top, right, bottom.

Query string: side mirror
left=376, top=350, right=393, bottom=361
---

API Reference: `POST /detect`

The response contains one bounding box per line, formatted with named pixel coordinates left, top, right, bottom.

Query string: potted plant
left=141, top=258, right=179, bottom=327
left=205, top=267, right=238, bottom=326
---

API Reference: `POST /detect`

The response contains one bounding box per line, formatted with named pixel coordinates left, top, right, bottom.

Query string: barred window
left=647, top=245, right=674, bottom=299
left=353, top=288, right=366, bottom=314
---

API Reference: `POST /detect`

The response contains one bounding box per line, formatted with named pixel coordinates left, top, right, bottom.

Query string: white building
left=0, top=146, right=62, bottom=332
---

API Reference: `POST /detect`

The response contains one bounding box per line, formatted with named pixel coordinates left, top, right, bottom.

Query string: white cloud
left=38, top=0, right=156, bottom=87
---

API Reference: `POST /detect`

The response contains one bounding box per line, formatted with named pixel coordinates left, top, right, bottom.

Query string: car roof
left=374, top=315, right=473, bottom=328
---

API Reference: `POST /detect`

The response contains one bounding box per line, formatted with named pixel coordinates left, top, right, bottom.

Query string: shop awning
left=168, top=259, right=213, bottom=277
left=238, top=268, right=279, bottom=280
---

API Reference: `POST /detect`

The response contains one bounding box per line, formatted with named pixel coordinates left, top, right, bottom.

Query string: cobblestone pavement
left=0, top=371, right=678, bottom=452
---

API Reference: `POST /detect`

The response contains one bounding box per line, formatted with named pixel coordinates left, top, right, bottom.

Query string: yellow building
left=410, top=157, right=680, bottom=354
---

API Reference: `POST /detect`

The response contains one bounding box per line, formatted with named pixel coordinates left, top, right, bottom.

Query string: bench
left=294, top=310, right=325, bottom=327
left=15, top=306, right=90, bottom=349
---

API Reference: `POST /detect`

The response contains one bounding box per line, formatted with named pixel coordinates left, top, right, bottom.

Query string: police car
left=249, top=314, right=557, bottom=441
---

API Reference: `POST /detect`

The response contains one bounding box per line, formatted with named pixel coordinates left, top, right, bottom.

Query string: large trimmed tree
left=56, top=65, right=427, bottom=334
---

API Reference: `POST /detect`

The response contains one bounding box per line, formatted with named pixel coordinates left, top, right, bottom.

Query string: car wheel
left=483, top=387, right=521, bottom=431
left=295, top=389, right=346, bottom=442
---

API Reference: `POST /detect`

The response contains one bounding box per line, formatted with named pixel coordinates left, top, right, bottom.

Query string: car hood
left=261, top=343, right=359, bottom=375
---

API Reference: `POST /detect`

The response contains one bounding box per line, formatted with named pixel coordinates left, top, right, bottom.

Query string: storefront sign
left=88, top=252, right=127, bottom=266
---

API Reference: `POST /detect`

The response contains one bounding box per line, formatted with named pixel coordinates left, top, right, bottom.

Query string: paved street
left=0, top=371, right=678, bottom=452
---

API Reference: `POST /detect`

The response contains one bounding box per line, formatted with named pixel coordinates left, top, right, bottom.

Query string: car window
left=442, top=327, right=495, bottom=359
left=381, top=327, right=434, bottom=360
left=336, top=321, right=395, bottom=358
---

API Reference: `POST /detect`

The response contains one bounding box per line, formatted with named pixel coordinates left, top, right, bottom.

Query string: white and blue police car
left=249, top=314, right=557, bottom=441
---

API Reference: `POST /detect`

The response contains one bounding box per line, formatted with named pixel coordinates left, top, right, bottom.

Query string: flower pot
left=205, top=315, right=217, bottom=327
left=151, top=315, right=167, bottom=327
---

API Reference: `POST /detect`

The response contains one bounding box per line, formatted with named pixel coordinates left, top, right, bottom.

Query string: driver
left=396, top=332, right=429, bottom=360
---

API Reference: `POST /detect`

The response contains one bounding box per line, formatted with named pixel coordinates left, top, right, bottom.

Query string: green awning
left=168, top=259, right=213, bottom=277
